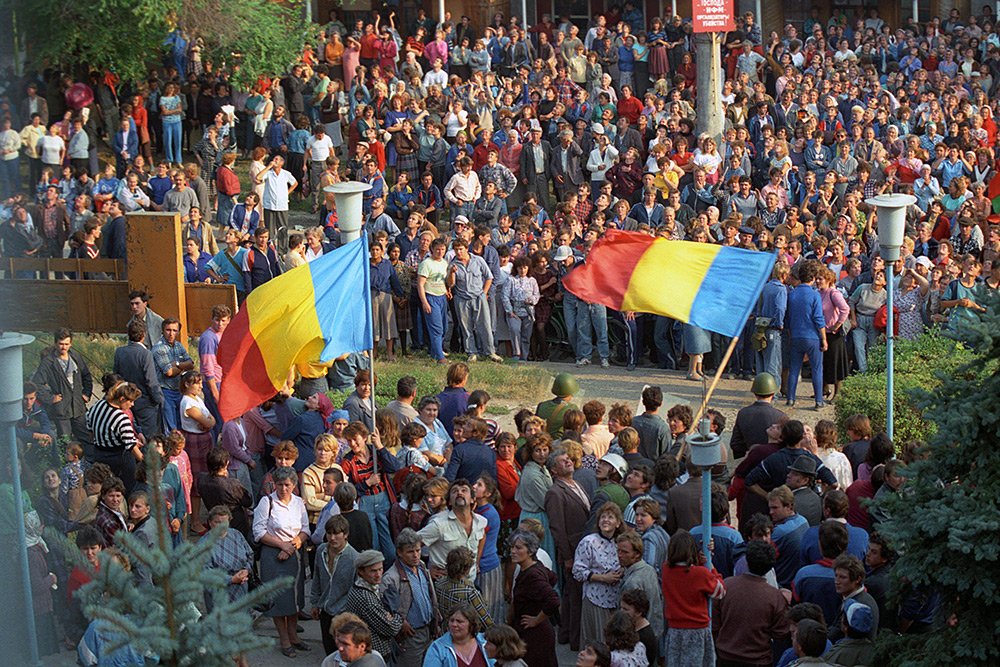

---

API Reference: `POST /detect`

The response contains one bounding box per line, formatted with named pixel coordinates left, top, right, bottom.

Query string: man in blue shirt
left=768, top=485, right=810, bottom=588
left=446, top=238, right=501, bottom=362
left=785, top=260, right=827, bottom=409
left=755, top=261, right=789, bottom=381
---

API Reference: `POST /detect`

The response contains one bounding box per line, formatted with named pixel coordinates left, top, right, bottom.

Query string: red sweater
left=661, top=562, right=725, bottom=629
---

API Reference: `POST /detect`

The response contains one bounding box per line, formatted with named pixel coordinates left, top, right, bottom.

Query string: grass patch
left=24, top=333, right=552, bottom=408
left=361, top=351, right=552, bottom=407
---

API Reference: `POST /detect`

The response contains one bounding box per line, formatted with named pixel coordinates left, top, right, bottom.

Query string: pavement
left=40, top=359, right=831, bottom=667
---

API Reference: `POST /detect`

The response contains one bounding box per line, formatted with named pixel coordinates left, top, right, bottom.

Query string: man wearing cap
left=730, top=372, right=786, bottom=460
left=585, top=453, right=629, bottom=531
left=519, top=122, right=552, bottom=210
left=551, top=129, right=584, bottom=202
left=346, top=550, right=404, bottom=659
left=823, top=598, right=876, bottom=665
left=785, top=454, right=822, bottom=526
left=446, top=238, right=501, bottom=363
left=444, top=156, right=481, bottom=222
left=951, top=216, right=984, bottom=257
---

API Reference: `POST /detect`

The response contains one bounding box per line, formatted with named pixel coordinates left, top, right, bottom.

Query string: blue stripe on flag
left=310, top=236, right=374, bottom=362
left=687, top=247, right=776, bottom=338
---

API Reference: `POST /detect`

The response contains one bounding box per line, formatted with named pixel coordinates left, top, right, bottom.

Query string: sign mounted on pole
left=692, top=0, right=735, bottom=32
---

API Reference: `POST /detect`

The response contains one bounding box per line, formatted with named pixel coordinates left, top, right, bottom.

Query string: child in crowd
left=74, top=462, right=114, bottom=524
left=166, top=430, right=193, bottom=532
left=310, top=467, right=347, bottom=545
left=333, top=481, right=372, bottom=552
left=60, top=442, right=88, bottom=517
left=661, top=530, right=726, bottom=667
left=260, top=440, right=299, bottom=497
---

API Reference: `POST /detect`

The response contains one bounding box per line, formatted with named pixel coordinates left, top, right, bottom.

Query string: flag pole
left=676, top=335, right=740, bottom=462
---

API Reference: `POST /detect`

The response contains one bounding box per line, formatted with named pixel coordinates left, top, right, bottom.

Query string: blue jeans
left=359, top=490, right=394, bottom=566
left=578, top=301, right=609, bottom=361
left=425, top=293, right=448, bottom=360
left=562, top=292, right=580, bottom=358
left=411, top=297, right=427, bottom=349
left=163, top=121, right=183, bottom=163
left=851, top=314, right=877, bottom=373
left=507, top=313, right=534, bottom=360
left=755, top=329, right=783, bottom=380
left=450, top=201, right=475, bottom=221
left=161, top=387, right=182, bottom=434
left=0, top=158, right=20, bottom=198
left=788, top=337, right=824, bottom=403
left=732, top=319, right=757, bottom=376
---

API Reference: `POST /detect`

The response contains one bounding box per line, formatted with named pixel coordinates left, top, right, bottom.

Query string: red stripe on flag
left=562, top=229, right=654, bottom=310
left=218, top=306, right=278, bottom=422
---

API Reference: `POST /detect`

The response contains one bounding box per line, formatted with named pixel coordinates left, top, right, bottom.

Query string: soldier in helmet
left=535, top=372, right=579, bottom=438
left=729, top=372, right=786, bottom=459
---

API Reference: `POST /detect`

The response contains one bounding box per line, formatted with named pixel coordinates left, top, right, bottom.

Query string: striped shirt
left=86, top=399, right=138, bottom=452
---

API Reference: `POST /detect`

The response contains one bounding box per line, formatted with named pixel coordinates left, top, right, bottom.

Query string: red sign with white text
left=692, top=0, right=735, bottom=33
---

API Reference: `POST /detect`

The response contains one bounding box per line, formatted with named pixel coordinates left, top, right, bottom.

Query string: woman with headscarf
left=499, top=129, right=524, bottom=209
left=282, top=392, right=334, bottom=473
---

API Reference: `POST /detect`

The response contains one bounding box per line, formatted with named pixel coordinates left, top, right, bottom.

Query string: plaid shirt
left=554, top=77, right=583, bottom=107
left=200, top=528, right=255, bottom=603
left=405, top=248, right=429, bottom=270
left=151, top=336, right=194, bottom=391
left=573, top=197, right=593, bottom=222
left=434, top=577, right=493, bottom=631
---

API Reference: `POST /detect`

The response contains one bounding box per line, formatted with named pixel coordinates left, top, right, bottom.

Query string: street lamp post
left=687, top=418, right=722, bottom=568
left=325, top=182, right=372, bottom=246
left=865, top=193, right=916, bottom=441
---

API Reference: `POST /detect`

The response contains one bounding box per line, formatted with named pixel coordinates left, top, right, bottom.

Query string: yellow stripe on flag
left=246, top=265, right=326, bottom=391
left=621, top=239, right=720, bottom=320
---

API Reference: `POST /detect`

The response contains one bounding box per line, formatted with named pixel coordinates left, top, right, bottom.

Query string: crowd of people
left=3, top=2, right=990, bottom=666
left=3, top=3, right=998, bottom=382
left=18, top=317, right=928, bottom=667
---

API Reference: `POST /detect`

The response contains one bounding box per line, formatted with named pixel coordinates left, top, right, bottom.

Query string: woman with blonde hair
left=484, top=623, right=529, bottom=667
left=301, top=434, right=343, bottom=526
left=814, top=419, right=852, bottom=490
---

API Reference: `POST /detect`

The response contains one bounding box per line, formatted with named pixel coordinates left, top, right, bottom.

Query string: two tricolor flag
left=217, top=230, right=775, bottom=421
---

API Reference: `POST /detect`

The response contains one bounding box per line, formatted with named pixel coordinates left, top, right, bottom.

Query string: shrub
left=834, top=329, right=982, bottom=446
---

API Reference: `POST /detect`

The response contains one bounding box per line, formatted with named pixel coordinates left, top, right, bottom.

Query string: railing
left=3, top=257, right=127, bottom=279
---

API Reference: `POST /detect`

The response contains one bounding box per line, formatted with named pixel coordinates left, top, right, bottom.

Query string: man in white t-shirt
left=254, top=155, right=297, bottom=252
left=304, top=125, right=335, bottom=211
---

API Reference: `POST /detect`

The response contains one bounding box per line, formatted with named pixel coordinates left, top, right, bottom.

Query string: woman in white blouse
left=572, top=501, right=625, bottom=649
left=253, top=466, right=311, bottom=658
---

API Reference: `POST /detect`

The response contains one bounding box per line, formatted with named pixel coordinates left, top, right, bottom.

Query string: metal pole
left=913, top=0, right=919, bottom=23
left=700, top=468, right=712, bottom=565
left=886, top=270, right=894, bottom=440
left=0, top=333, right=40, bottom=667
left=755, top=0, right=762, bottom=35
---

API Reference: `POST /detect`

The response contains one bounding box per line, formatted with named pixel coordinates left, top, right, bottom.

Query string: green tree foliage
left=871, top=292, right=1000, bottom=666
left=75, top=449, right=289, bottom=667
left=833, top=329, right=982, bottom=444
left=14, top=0, right=304, bottom=88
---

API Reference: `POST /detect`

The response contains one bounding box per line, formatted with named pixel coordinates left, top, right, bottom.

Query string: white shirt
left=38, top=135, right=65, bottom=164
left=0, top=129, right=19, bottom=161
left=262, top=168, right=297, bottom=211
left=306, top=134, right=334, bottom=162
left=253, top=492, right=309, bottom=542
left=179, top=394, right=209, bottom=432
left=417, top=509, right=487, bottom=578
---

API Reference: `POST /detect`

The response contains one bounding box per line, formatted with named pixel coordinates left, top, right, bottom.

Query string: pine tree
left=872, top=291, right=1000, bottom=666
left=76, top=450, right=290, bottom=667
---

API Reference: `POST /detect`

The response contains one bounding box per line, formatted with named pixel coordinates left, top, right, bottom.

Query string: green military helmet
left=551, top=372, right=580, bottom=398
left=751, top=372, right=778, bottom=397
